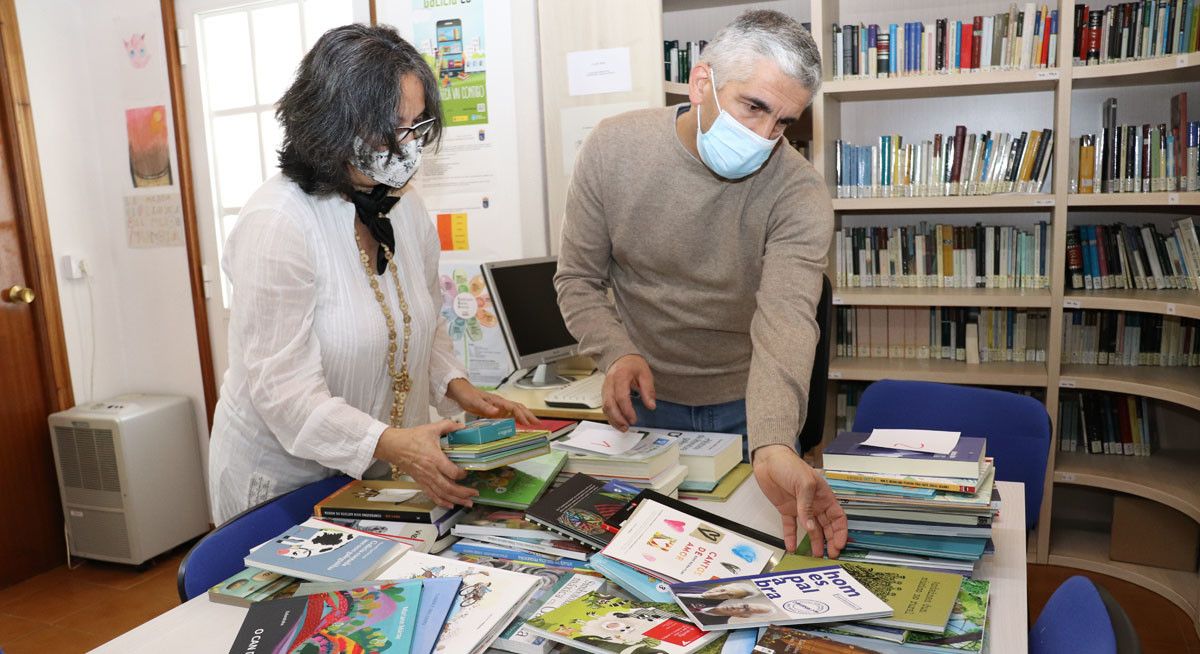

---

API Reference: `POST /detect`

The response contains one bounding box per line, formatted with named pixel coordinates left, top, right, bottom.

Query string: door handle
left=4, top=284, right=35, bottom=304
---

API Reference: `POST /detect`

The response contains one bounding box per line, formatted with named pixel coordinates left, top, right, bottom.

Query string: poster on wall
left=125, top=105, right=173, bottom=188
left=378, top=0, right=527, bottom=261
left=438, top=261, right=514, bottom=389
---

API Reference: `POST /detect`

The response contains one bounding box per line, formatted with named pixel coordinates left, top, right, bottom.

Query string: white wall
left=17, top=0, right=210, bottom=479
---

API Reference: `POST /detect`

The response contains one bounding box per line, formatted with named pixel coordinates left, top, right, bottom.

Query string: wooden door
left=0, top=1, right=67, bottom=585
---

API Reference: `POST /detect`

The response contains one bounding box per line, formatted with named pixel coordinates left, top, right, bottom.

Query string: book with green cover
left=462, top=451, right=567, bottom=510
left=773, top=554, right=962, bottom=634
left=207, top=567, right=300, bottom=607
left=524, top=590, right=722, bottom=654
left=676, top=463, right=753, bottom=502
left=900, top=578, right=990, bottom=652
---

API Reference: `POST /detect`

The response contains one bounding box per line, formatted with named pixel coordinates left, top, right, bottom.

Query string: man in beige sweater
left=554, top=10, right=844, bottom=558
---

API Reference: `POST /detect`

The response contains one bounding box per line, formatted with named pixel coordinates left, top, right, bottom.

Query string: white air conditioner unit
left=48, top=393, right=209, bottom=565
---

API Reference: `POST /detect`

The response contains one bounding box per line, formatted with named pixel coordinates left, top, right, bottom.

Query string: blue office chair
left=177, top=474, right=351, bottom=601
left=851, top=380, right=1050, bottom=529
left=1030, top=575, right=1117, bottom=654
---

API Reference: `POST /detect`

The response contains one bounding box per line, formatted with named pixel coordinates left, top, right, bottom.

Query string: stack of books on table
left=442, top=426, right=552, bottom=471
left=311, top=478, right=466, bottom=552
left=821, top=430, right=1001, bottom=577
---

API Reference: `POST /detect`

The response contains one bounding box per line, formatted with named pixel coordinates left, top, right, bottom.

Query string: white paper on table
left=566, top=47, right=633, bottom=96
left=862, top=428, right=961, bottom=455
left=557, top=420, right=645, bottom=456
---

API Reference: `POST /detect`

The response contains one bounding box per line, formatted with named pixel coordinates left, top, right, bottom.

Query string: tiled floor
left=0, top=551, right=1196, bottom=653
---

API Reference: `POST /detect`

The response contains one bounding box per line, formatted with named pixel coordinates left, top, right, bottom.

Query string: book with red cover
left=1039, top=10, right=1051, bottom=66
left=971, top=16, right=983, bottom=69
left=517, top=418, right=577, bottom=439
left=960, top=23, right=974, bottom=71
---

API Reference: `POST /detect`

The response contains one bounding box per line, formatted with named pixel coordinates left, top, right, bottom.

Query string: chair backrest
left=797, top=274, right=832, bottom=454
left=177, top=474, right=351, bottom=601
left=851, top=379, right=1050, bottom=529
left=1095, top=579, right=1142, bottom=654
left=1030, top=575, right=1117, bottom=654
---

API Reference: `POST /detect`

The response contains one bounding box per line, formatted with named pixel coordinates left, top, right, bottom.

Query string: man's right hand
left=603, top=354, right=656, bottom=431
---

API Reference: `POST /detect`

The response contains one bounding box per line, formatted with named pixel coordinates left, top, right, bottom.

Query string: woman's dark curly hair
left=276, top=24, right=443, bottom=195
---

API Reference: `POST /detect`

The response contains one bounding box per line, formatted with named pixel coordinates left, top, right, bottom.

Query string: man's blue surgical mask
left=695, top=67, right=779, bottom=180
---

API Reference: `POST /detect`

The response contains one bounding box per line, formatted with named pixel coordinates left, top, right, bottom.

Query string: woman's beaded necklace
left=353, top=227, right=411, bottom=480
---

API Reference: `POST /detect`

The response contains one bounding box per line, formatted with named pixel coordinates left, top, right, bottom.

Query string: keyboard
left=544, top=373, right=605, bottom=409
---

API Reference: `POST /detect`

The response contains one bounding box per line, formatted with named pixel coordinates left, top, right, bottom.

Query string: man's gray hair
left=699, top=9, right=822, bottom=95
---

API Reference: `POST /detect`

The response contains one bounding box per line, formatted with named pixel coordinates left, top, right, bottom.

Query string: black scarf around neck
left=349, top=184, right=400, bottom=275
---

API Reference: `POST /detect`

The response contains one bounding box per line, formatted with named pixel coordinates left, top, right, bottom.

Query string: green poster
left=413, top=0, right=488, bottom=126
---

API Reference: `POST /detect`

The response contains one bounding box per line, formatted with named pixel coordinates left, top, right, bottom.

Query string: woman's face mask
left=352, top=136, right=423, bottom=188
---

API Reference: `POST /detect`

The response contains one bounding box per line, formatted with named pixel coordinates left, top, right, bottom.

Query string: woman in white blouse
left=208, top=24, right=535, bottom=524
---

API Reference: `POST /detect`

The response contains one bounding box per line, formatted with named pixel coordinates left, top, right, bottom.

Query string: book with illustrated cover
left=376, top=551, right=541, bottom=654
left=823, top=432, right=986, bottom=479
left=589, top=552, right=675, bottom=603
left=225, top=582, right=422, bottom=654
left=313, top=479, right=456, bottom=523
left=668, top=566, right=892, bottom=631
left=822, top=459, right=992, bottom=494
left=524, top=474, right=638, bottom=549
left=642, top=428, right=742, bottom=485
left=317, top=516, right=460, bottom=552
left=454, top=508, right=561, bottom=540
left=600, top=495, right=782, bottom=583
left=495, top=571, right=607, bottom=654
left=773, top=554, right=962, bottom=634
left=524, top=590, right=722, bottom=654
left=450, top=539, right=595, bottom=571
left=206, top=567, right=300, bottom=607
left=754, top=625, right=886, bottom=653
left=243, top=518, right=410, bottom=582
left=461, top=451, right=567, bottom=510
left=900, top=578, right=990, bottom=652
left=466, top=533, right=592, bottom=561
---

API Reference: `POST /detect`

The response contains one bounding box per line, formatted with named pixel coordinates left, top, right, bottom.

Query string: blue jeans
left=631, top=391, right=750, bottom=462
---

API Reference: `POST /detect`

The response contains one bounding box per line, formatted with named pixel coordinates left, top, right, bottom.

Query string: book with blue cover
left=845, top=531, right=989, bottom=561
left=588, top=552, right=675, bottom=603
left=412, top=577, right=462, bottom=654
left=244, top=518, right=410, bottom=582
left=226, top=582, right=422, bottom=654
left=823, top=432, right=986, bottom=479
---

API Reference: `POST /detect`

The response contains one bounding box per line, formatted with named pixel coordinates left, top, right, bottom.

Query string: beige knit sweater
left=554, top=105, right=834, bottom=452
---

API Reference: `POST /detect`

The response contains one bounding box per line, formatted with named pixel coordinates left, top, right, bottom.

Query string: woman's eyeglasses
left=395, top=117, right=436, bottom=143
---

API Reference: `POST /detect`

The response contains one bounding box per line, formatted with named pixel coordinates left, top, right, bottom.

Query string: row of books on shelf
left=1066, top=218, right=1200, bottom=291
left=834, top=126, right=1054, bottom=199
left=663, top=39, right=706, bottom=85
left=836, top=306, right=1051, bottom=364
left=835, top=222, right=1050, bottom=290
left=1059, top=390, right=1158, bottom=455
left=1063, top=309, right=1199, bottom=366
left=1072, top=1, right=1200, bottom=66
left=1068, top=94, right=1198, bottom=195
left=831, top=3, right=1059, bottom=80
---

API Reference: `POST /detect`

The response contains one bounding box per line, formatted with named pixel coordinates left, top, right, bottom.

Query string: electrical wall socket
left=62, top=254, right=86, bottom=280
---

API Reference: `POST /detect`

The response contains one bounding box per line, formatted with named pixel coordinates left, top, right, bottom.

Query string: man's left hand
left=447, top=378, right=540, bottom=426
left=752, top=444, right=848, bottom=558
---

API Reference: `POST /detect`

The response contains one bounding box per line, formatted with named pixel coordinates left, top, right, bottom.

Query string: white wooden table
left=90, top=480, right=1027, bottom=654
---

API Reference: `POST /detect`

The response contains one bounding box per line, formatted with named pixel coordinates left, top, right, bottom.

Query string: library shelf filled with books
left=1059, top=364, right=1200, bottom=413
left=834, top=286, right=1053, bottom=308
left=831, top=194, right=1058, bottom=211
left=1066, top=191, right=1200, bottom=207
left=829, top=356, right=1048, bottom=386
left=1064, top=288, right=1200, bottom=320
left=822, top=67, right=1061, bottom=100
left=1048, top=522, right=1199, bottom=619
left=1070, top=51, right=1200, bottom=89
left=1054, top=450, right=1200, bottom=523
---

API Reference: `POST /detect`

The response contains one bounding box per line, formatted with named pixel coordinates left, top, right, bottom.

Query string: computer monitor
left=481, top=256, right=579, bottom=389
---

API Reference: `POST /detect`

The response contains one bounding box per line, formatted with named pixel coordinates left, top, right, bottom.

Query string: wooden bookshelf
left=829, top=357, right=1048, bottom=386
left=1066, top=191, right=1200, bottom=207
left=1064, top=289, right=1200, bottom=320
left=822, top=67, right=1060, bottom=100
left=1070, top=51, right=1200, bottom=89
left=1055, top=450, right=1200, bottom=523
left=1048, top=523, right=1198, bottom=620
left=833, top=287, right=1052, bottom=308
left=831, top=194, right=1057, bottom=211
left=1059, top=365, right=1200, bottom=413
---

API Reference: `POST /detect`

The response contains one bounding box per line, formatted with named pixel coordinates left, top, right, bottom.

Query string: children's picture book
left=206, top=567, right=300, bottom=607
left=454, top=508, right=561, bottom=540
left=244, top=518, right=410, bottom=582
left=588, top=552, right=675, bottom=603
left=668, top=566, right=892, bottom=631
left=466, top=533, right=592, bottom=561
left=314, top=479, right=456, bottom=523
left=449, top=539, right=595, bottom=571
left=900, top=578, right=990, bottom=652
left=292, top=577, right=464, bottom=654
left=225, top=582, right=422, bottom=654
left=753, top=625, right=885, bottom=653
left=318, top=516, right=460, bottom=553
left=600, top=497, right=779, bottom=583
left=376, top=551, right=541, bottom=654
left=523, top=590, right=723, bottom=654
left=773, top=554, right=962, bottom=634
left=462, top=451, right=567, bottom=510
left=494, top=571, right=607, bottom=654
left=525, top=473, right=637, bottom=549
